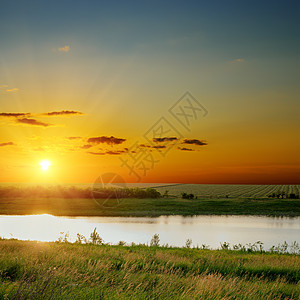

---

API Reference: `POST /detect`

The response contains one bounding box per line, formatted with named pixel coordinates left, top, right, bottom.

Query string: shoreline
left=0, top=197, right=299, bottom=217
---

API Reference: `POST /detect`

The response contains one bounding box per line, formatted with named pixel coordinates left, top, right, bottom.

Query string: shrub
left=181, top=193, right=195, bottom=199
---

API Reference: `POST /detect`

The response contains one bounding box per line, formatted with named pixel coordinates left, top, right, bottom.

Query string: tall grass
left=0, top=236, right=299, bottom=299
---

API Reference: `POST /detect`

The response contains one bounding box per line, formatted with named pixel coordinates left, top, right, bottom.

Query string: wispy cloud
left=106, top=150, right=127, bottom=155
left=58, top=45, right=70, bottom=52
left=87, top=136, right=126, bottom=145
left=87, top=149, right=127, bottom=155
left=87, top=151, right=105, bottom=155
left=178, top=147, right=194, bottom=151
left=42, top=110, right=83, bottom=117
left=182, top=139, right=207, bottom=146
left=0, top=113, right=29, bottom=118
left=0, top=142, right=15, bottom=147
left=153, top=137, right=178, bottom=143
left=0, top=110, right=83, bottom=127
left=16, top=118, right=52, bottom=127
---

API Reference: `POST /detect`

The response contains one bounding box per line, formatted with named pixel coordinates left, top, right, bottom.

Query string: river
left=1, top=214, right=299, bottom=250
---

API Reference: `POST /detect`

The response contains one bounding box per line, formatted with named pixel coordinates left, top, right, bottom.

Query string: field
left=0, top=239, right=299, bottom=299
left=0, top=184, right=300, bottom=217
left=0, top=196, right=300, bottom=217
left=154, top=184, right=300, bottom=199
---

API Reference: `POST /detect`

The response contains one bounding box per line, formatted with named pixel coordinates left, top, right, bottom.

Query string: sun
left=39, top=159, right=52, bottom=171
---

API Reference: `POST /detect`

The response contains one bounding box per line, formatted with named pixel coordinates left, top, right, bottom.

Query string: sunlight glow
left=39, top=160, right=52, bottom=171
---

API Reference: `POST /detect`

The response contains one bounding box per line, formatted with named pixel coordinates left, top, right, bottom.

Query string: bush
left=181, top=193, right=195, bottom=199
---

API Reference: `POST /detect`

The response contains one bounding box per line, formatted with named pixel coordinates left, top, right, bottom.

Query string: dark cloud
left=16, top=118, right=52, bottom=127
left=67, top=137, right=81, bottom=140
left=178, top=147, right=194, bottom=151
left=153, top=137, right=178, bottom=143
left=152, top=145, right=166, bottom=149
left=87, top=136, right=126, bottom=145
left=0, top=142, right=15, bottom=147
left=106, top=150, right=126, bottom=155
left=140, top=144, right=151, bottom=148
left=182, top=139, right=207, bottom=146
left=0, top=113, right=29, bottom=118
left=87, top=151, right=106, bottom=155
left=42, top=110, right=84, bottom=116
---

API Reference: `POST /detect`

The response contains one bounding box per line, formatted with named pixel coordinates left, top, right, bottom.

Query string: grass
left=0, top=238, right=299, bottom=299
left=0, top=196, right=299, bottom=217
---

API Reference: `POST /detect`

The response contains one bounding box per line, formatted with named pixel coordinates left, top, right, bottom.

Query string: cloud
left=87, top=149, right=127, bottom=155
left=153, top=137, right=178, bottom=143
left=106, top=150, right=126, bottom=155
left=178, top=147, right=194, bottom=151
left=0, top=113, right=29, bottom=118
left=182, top=139, right=207, bottom=146
left=0, top=142, right=15, bottom=147
left=0, top=110, right=83, bottom=128
left=16, top=118, right=52, bottom=127
left=58, top=45, right=70, bottom=52
left=43, top=110, right=83, bottom=117
left=1, top=111, right=83, bottom=120
left=87, top=151, right=106, bottom=155
left=87, top=136, right=126, bottom=145
left=152, top=145, right=166, bottom=149
left=232, top=58, right=245, bottom=63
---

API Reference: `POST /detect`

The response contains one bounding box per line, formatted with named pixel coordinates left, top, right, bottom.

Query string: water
left=0, top=214, right=299, bottom=249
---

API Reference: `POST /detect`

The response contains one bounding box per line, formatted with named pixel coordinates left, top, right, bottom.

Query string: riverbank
left=0, top=239, right=299, bottom=299
left=0, top=197, right=299, bottom=217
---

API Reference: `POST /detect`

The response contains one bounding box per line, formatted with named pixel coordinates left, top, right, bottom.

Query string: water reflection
left=0, top=214, right=299, bottom=249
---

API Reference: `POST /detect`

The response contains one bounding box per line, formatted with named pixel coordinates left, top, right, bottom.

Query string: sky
left=0, top=0, right=299, bottom=184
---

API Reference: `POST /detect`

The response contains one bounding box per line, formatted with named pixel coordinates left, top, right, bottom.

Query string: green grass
left=0, top=197, right=299, bottom=217
left=0, top=239, right=299, bottom=299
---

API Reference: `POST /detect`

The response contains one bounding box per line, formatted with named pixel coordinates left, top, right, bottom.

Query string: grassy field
left=0, top=238, right=299, bottom=299
left=0, top=197, right=299, bottom=217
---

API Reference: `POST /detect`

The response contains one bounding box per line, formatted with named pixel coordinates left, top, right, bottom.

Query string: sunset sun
left=39, top=160, right=51, bottom=171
